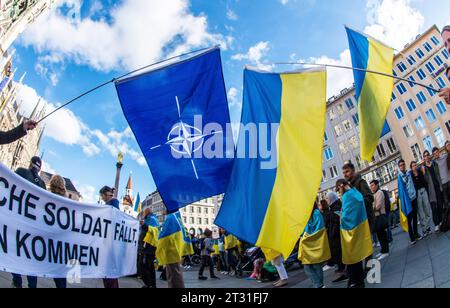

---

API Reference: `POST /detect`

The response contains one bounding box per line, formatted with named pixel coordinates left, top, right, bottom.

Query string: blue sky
left=10, top=0, right=450, bottom=202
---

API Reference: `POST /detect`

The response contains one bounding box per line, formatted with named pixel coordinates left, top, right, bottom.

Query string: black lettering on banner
left=81, top=213, right=93, bottom=235
left=31, top=236, right=46, bottom=262
left=90, top=247, right=99, bottom=267
left=24, top=193, right=38, bottom=221
left=48, top=239, right=63, bottom=264
left=0, top=177, right=8, bottom=207
left=0, top=225, right=7, bottom=253
left=57, top=207, right=70, bottom=230
left=44, top=203, right=56, bottom=226
left=64, top=243, right=78, bottom=265
left=16, top=231, right=31, bottom=259
left=71, top=210, right=80, bottom=233
left=9, top=185, right=24, bottom=214
left=79, top=245, right=88, bottom=266
left=103, top=219, right=111, bottom=238
left=92, top=218, right=102, bottom=238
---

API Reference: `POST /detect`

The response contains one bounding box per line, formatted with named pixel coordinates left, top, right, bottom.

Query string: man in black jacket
left=11, top=156, right=46, bottom=288
left=0, top=120, right=37, bottom=145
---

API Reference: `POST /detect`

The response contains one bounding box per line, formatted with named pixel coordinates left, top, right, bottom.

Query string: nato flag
left=115, top=48, right=234, bottom=213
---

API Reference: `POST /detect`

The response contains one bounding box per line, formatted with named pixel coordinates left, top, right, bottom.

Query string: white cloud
left=20, top=0, right=231, bottom=80
left=226, top=9, right=238, bottom=21
left=227, top=87, right=241, bottom=108
left=76, top=183, right=98, bottom=203
left=280, top=0, right=289, bottom=4
left=364, top=0, right=425, bottom=51
left=232, top=41, right=273, bottom=71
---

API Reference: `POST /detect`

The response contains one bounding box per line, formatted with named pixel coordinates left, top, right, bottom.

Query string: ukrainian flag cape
left=144, top=214, right=160, bottom=247
left=212, top=239, right=220, bottom=255
left=156, top=212, right=192, bottom=265
left=346, top=27, right=394, bottom=162
left=298, top=209, right=331, bottom=265
left=397, top=173, right=413, bottom=233
left=341, top=188, right=373, bottom=265
left=216, top=67, right=327, bottom=260
left=224, top=232, right=238, bottom=250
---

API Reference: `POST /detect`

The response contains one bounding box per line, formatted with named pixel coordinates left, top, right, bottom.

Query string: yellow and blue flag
left=215, top=67, right=327, bottom=259
left=115, top=47, right=234, bottom=213
left=156, top=212, right=192, bottom=265
left=340, top=188, right=373, bottom=265
left=298, top=209, right=331, bottom=265
left=397, top=173, right=414, bottom=233
left=143, top=214, right=160, bottom=247
left=134, top=193, right=141, bottom=212
left=346, top=27, right=394, bottom=161
left=224, top=232, right=238, bottom=251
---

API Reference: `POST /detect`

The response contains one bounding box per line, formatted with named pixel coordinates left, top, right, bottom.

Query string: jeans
left=443, top=182, right=450, bottom=209
left=375, top=226, right=389, bottom=254
left=227, top=249, right=238, bottom=272
left=408, top=199, right=420, bottom=242
left=142, top=253, right=156, bottom=288
left=304, top=263, right=324, bottom=288
left=416, top=188, right=433, bottom=232
left=12, top=274, right=37, bottom=288
left=53, top=278, right=67, bottom=288
left=199, top=255, right=215, bottom=277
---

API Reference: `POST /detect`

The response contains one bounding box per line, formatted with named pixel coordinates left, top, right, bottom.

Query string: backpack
left=382, top=190, right=391, bottom=214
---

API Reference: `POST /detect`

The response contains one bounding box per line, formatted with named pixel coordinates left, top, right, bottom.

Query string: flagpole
left=37, top=45, right=219, bottom=124
left=274, top=62, right=441, bottom=94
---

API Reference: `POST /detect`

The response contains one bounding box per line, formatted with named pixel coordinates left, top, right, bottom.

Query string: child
left=198, top=229, right=220, bottom=280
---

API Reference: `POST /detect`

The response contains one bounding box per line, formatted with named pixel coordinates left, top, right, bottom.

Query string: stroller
left=237, top=247, right=265, bottom=275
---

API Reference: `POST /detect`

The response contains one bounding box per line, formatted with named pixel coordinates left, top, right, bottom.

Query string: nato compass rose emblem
left=150, top=96, right=222, bottom=180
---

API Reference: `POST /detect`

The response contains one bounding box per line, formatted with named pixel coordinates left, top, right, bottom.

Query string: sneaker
left=332, top=275, right=349, bottom=283
left=323, top=265, right=334, bottom=272
left=377, top=253, right=389, bottom=261
left=272, top=280, right=281, bottom=286
left=274, top=279, right=288, bottom=288
left=411, top=240, right=417, bottom=246
left=198, top=276, right=208, bottom=281
left=435, top=225, right=441, bottom=232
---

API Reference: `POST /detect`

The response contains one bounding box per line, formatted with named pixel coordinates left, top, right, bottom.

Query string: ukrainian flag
left=298, top=209, right=331, bottom=265
left=212, top=239, right=220, bottom=256
left=156, top=212, right=191, bottom=265
left=143, top=214, right=160, bottom=247
left=346, top=27, right=394, bottom=162
left=224, top=232, right=238, bottom=250
left=215, top=67, right=327, bottom=259
left=341, top=188, right=373, bottom=265
left=397, top=174, right=413, bottom=233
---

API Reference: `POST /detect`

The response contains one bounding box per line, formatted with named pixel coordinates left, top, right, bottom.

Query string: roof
left=40, top=172, right=79, bottom=193
left=126, top=175, right=132, bottom=190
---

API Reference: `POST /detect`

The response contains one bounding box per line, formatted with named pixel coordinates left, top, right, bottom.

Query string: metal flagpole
left=274, top=62, right=441, bottom=94
left=37, top=45, right=219, bottom=124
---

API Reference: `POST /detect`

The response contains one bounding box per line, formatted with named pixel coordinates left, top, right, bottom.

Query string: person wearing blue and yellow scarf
left=299, top=207, right=331, bottom=288
left=141, top=209, right=160, bottom=288
left=222, top=229, right=239, bottom=275
left=336, top=179, right=373, bottom=288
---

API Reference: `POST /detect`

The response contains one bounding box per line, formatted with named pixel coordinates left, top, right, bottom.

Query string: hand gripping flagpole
left=274, top=62, right=441, bottom=94
left=36, top=45, right=219, bottom=124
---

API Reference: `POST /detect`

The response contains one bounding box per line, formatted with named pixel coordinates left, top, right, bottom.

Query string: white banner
left=0, top=163, right=139, bottom=279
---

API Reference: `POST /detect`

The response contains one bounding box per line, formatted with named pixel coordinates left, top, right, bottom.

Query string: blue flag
left=115, top=48, right=234, bottom=213
left=134, top=193, right=141, bottom=212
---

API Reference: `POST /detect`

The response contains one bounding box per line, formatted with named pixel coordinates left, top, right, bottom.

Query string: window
left=204, top=208, right=208, bottom=214
left=408, top=76, right=416, bottom=88
left=425, top=62, right=436, bottom=74
left=352, top=114, right=359, bottom=126
left=183, top=216, right=187, bottom=223
left=337, top=104, right=345, bottom=115
left=394, top=106, right=405, bottom=120
left=386, top=138, right=397, bottom=154
left=343, top=120, right=352, bottom=131
left=423, top=136, right=434, bottom=152
left=330, top=166, right=339, bottom=179
left=329, top=109, right=337, bottom=120
left=417, top=69, right=426, bottom=80
left=334, top=125, right=344, bottom=137
left=407, top=55, right=416, bottom=65
left=377, top=144, right=387, bottom=159
left=350, top=136, right=359, bottom=149
left=391, top=92, right=397, bottom=101
left=426, top=108, right=437, bottom=123
left=416, top=91, right=427, bottom=104
left=416, top=48, right=425, bottom=59
left=415, top=116, right=425, bottom=129
left=403, top=125, right=414, bottom=138
left=205, top=218, right=209, bottom=225
left=322, top=170, right=327, bottom=182
left=339, top=143, right=348, bottom=155
left=436, top=101, right=447, bottom=115
left=406, top=99, right=417, bottom=112
left=411, top=144, right=422, bottom=161
left=437, top=77, right=446, bottom=89
left=443, top=49, right=450, bottom=60
left=397, top=62, right=407, bottom=73
left=345, top=98, right=355, bottom=110
left=428, top=84, right=437, bottom=97
left=324, top=132, right=328, bottom=142
left=435, top=55, right=444, bottom=66
left=197, top=207, right=201, bottom=214
left=446, top=121, right=450, bottom=135
left=197, top=218, right=202, bottom=224
left=396, top=83, right=407, bottom=95
left=431, top=36, right=440, bottom=46
left=324, top=148, right=334, bottom=161
left=355, top=155, right=363, bottom=170
left=423, top=42, right=433, bottom=52
left=435, top=128, right=445, bottom=148
left=190, top=207, right=194, bottom=213
left=190, top=217, right=194, bottom=224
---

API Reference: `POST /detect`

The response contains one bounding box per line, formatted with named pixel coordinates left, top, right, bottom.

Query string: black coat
left=0, top=124, right=26, bottom=145
left=15, top=168, right=46, bottom=190
left=328, top=200, right=343, bottom=264
left=350, top=173, right=375, bottom=229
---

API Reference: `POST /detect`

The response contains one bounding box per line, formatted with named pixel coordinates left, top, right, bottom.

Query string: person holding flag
left=397, top=160, right=420, bottom=245
left=140, top=208, right=160, bottom=288
left=298, top=205, right=331, bottom=289
left=336, top=179, right=373, bottom=289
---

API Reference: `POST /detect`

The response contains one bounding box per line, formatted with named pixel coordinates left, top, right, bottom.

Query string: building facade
left=386, top=25, right=450, bottom=164
left=141, top=191, right=222, bottom=236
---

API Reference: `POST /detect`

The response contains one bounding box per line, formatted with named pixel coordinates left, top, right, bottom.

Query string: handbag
left=374, top=214, right=389, bottom=232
